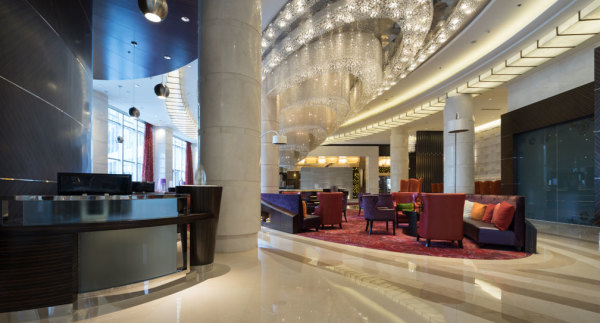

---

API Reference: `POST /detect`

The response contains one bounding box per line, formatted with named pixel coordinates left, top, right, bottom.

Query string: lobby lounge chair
left=314, top=192, right=344, bottom=229
left=417, top=193, right=465, bottom=247
left=362, top=195, right=396, bottom=235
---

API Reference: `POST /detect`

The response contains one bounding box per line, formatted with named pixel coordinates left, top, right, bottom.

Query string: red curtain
left=142, top=123, right=154, bottom=182
left=185, top=142, right=193, bottom=185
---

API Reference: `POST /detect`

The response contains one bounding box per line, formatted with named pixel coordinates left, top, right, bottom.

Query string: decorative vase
left=194, top=163, right=207, bottom=185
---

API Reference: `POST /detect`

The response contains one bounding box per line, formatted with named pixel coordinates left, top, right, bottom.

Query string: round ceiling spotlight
left=138, top=0, right=168, bottom=23
left=129, top=107, right=140, bottom=118
left=154, top=83, right=170, bottom=99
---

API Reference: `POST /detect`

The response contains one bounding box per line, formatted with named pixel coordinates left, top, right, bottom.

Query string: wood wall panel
left=415, top=131, right=444, bottom=193
left=0, top=231, right=77, bottom=312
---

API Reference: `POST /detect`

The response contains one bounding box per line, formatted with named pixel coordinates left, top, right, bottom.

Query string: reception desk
left=0, top=185, right=222, bottom=313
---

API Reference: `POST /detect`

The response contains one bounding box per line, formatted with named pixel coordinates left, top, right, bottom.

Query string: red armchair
left=408, top=178, right=423, bottom=193
left=314, top=192, right=343, bottom=228
left=400, top=179, right=410, bottom=192
left=417, top=193, right=465, bottom=248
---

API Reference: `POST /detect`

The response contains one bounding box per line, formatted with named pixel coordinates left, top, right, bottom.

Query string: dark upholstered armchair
left=417, top=193, right=465, bottom=247
left=314, top=192, right=343, bottom=228
left=357, top=193, right=374, bottom=217
left=362, top=195, right=396, bottom=235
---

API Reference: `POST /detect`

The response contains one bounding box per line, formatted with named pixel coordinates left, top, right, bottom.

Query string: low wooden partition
left=0, top=186, right=222, bottom=313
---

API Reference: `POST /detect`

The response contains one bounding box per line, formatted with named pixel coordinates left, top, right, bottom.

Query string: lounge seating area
left=262, top=189, right=536, bottom=254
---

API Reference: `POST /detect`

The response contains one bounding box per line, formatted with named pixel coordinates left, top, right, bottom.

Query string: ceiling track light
left=138, top=0, right=168, bottom=23
left=154, top=83, right=170, bottom=99
left=129, top=107, right=140, bottom=118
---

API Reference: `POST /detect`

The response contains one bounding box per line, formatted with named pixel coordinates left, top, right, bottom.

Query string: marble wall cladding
left=300, top=167, right=353, bottom=191
left=92, top=91, right=108, bottom=173
left=0, top=0, right=93, bottom=195
left=474, top=126, right=501, bottom=181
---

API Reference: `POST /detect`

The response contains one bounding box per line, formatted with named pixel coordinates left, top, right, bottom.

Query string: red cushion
left=492, top=201, right=515, bottom=231
left=482, top=203, right=495, bottom=223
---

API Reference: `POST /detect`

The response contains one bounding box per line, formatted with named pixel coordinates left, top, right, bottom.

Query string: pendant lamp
left=138, top=0, right=168, bottom=23
left=154, top=83, right=170, bottom=99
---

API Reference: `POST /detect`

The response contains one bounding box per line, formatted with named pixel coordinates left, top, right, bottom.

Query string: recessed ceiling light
left=131, top=41, right=138, bottom=47
left=181, top=16, right=190, bottom=22
left=164, top=55, right=171, bottom=60
left=135, top=84, right=140, bottom=88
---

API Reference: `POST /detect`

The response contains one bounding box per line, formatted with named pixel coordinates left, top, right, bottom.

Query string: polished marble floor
left=2, top=224, right=600, bottom=322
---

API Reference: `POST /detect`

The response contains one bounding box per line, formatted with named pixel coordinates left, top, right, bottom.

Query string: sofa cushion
left=397, top=203, right=414, bottom=212
left=463, top=200, right=474, bottom=218
left=482, top=203, right=495, bottom=223
left=470, top=202, right=486, bottom=220
left=492, top=201, right=515, bottom=231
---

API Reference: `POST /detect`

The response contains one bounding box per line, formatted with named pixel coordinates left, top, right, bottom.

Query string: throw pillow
left=492, top=201, right=515, bottom=231
left=302, top=201, right=307, bottom=218
left=470, top=202, right=486, bottom=220
left=396, top=203, right=414, bottom=212
left=463, top=200, right=474, bottom=218
left=482, top=203, right=496, bottom=223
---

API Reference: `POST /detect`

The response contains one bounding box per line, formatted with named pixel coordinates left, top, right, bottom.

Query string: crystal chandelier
left=262, top=0, right=489, bottom=168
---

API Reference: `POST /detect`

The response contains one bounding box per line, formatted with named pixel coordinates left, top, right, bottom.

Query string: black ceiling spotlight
left=129, top=107, right=140, bottom=118
left=138, top=0, right=168, bottom=23
left=154, top=83, right=170, bottom=99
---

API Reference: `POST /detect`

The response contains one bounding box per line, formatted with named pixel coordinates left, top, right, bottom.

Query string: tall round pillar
left=444, top=94, right=475, bottom=193
left=261, top=95, right=280, bottom=193
left=199, top=0, right=261, bottom=252
left=390, top=127, right=409, bottom=192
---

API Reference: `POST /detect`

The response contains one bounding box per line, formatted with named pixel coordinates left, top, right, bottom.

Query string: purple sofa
left=463, top=194, right=525, bottom=251
left=261, top=193, right=320, bottom=233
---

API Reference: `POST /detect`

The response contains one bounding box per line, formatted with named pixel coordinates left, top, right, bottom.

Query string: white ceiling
left=94, top=0, right=592, bottom=147
left=262, top=0, right=287, bottom=30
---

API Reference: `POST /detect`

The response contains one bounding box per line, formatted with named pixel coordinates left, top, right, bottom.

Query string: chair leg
left=358, top=207, right=362, bottom=217
left=315, top=227, right=319, bottom=232
left=425, top=239, right=431, bottom=247
left=416, top=234, right=420, bottom=241
left=458, top=240, right=463, bottom=248
left=339, top=223, right=342, bottom=229
left=386, top=221, right=389, bottom=232
left=369, top=221, right=373, bottom=235
left=365, top=220, right=369, bottom=232
left=392, top=220, right=396, bottom=235
left=343, top=210, right=347, bottom=222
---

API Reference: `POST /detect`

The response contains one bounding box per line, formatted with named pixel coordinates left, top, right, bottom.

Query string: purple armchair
left=362, top=195, right=396, bottom=235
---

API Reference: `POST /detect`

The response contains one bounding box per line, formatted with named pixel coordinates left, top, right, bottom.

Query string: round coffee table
left=402, top=211, right=419, bottom=237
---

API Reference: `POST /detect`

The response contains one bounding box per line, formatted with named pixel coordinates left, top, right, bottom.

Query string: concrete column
left=153, top=127, right=173, bottom=190
left=199, top=0, right=261, bottom=252
left=390, top=127, right=409, bottom=192
left=444, top=94, right=475, bottom=193
left=261, top=95, right=280, bottom=193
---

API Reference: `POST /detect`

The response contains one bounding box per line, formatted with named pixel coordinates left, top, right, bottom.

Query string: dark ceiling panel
left=93, top=0, right=197, bottom=80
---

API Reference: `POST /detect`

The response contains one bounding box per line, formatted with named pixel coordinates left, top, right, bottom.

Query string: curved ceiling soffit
left=165, top=69, right=198, bottom=141
left=262, top=0, right=489, bottom=167
left=325, top=0, right=600, bottom=144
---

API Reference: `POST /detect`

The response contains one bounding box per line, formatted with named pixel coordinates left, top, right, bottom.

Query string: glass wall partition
left=516, top=116, right=595, bottom=226
left=172, top=137, right=186, bottom=185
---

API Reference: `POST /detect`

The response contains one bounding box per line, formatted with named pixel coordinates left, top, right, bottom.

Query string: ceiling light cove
left=341, top=0, right=557, bottom=127
left=327, top=0, right=600, bottom=144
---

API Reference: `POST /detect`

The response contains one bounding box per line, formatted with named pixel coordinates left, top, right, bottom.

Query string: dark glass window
left=516, top=116, right=595, bottom=226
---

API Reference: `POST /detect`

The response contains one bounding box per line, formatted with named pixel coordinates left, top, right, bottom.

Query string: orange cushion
left=470, top=202, right=486, bottom=220
left=492, top=201, right=515, bottom=230
left=482, top=203, right=496, bottom=223
left=301, top=201, right=307, bottom=218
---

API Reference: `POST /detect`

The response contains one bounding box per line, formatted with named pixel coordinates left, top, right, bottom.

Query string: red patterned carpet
left=298, top=209, right=529, bottom=260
